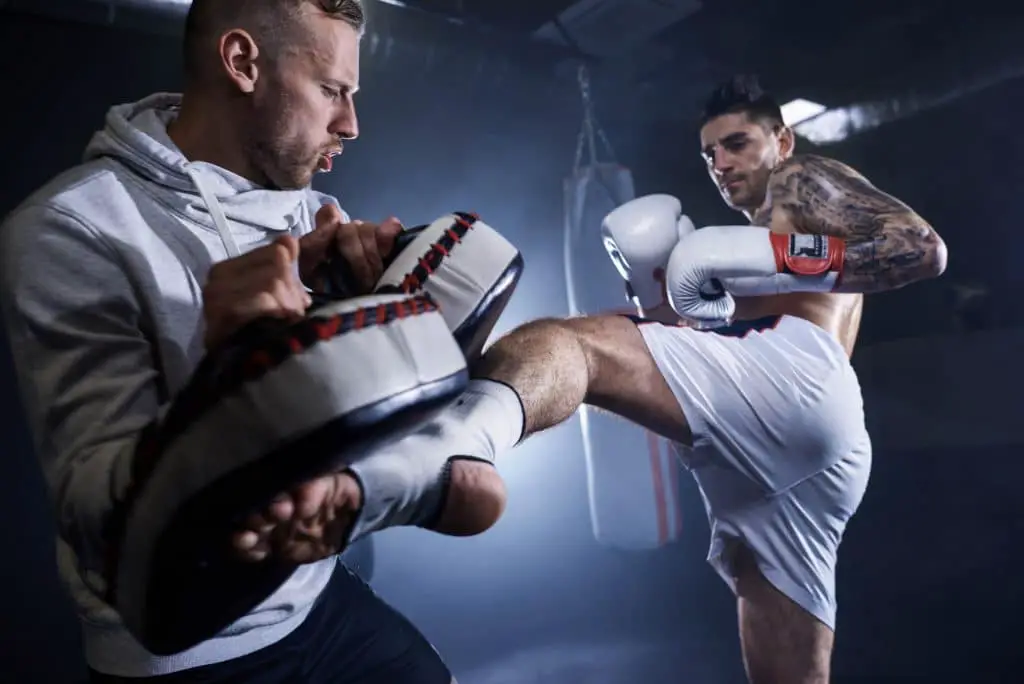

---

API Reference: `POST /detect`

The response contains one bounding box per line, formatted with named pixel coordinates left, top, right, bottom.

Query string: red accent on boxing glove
left=769, top=233, right=846, bottom=285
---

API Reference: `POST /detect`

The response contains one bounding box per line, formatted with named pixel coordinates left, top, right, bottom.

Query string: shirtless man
left=238, top=76, right=947, bottom=683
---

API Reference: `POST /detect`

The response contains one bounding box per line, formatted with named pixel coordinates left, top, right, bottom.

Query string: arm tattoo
left=757, top=154, right=947, bottom=293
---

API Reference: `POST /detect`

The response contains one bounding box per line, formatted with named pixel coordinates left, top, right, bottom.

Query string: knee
left=437, top=458, right=507, bottom=536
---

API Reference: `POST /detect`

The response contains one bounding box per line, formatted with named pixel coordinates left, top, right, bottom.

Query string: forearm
left=762, top=154, right=948, bottom=295
left=833, top=219, right=948, bottom=293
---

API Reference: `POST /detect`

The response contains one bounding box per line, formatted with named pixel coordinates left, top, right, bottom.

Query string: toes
left=234, top=529, right=260, bottom=551
left=232, top=529, right=270, bottom=562
left=230, top=473, right=363, bottom=564
left=268, top=494, right=294, bottom=522
left=233, top=496, right=293, bottom=561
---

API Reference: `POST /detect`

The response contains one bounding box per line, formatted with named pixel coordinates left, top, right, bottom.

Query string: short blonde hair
left=183, top=0, right=366, bottom=84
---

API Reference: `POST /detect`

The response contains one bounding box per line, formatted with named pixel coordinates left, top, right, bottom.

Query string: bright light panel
left=780, top=98, right=827, bottom=126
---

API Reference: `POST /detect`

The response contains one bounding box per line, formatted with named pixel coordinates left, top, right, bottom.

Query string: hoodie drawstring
left=185, top=165, right=241, bottom=258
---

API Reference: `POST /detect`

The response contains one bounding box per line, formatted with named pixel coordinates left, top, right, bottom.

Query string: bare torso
left=733, top=292, right=862, bottom=357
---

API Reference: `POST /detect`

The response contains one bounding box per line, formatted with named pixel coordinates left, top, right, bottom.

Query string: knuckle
left=270, top=278, right=292, bottom=301
left=316, top=204, right=342, bottom=225
left=255, top=291, right=280, bottom=316
left=269, top=243, right=292, bottom=270
left=334, top=226, right=361, bottom=251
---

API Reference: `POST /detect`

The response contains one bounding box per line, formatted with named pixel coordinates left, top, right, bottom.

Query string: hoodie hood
left=84, top=93, right=316, bottom=255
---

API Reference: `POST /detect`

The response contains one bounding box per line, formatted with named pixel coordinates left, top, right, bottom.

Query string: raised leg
left=234, top=315, right=691, bottom=562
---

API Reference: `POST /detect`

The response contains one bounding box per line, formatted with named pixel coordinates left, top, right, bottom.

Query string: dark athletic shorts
left=90, top=560, right=451, bottom=684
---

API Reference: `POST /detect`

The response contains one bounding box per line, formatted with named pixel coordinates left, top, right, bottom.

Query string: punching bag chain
left=573, top=64, right=618, bottom=174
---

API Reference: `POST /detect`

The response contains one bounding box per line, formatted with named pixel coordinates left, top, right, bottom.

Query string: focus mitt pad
left=110, top=292, right=467, bottom=656
left=326, top=212, right=523, bottom=361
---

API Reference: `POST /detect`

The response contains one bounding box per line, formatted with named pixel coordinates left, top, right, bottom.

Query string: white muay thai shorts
left=634, top=314, right=872, bottom=629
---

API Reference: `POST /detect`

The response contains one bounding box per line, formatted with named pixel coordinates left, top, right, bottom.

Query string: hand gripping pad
left=326, top=212, right=523, bottom=362
left=109, top=292, right=468, bottom=655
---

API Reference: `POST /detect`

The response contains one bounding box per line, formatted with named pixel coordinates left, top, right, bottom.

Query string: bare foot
left=232, top=471, right=363, bottom=564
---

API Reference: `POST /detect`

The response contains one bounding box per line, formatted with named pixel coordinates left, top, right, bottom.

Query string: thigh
left=302, top=566, right=452, bottom=684
left=732, top=542, right=834, bottom=684
left=638, top=315, right=862, bottom=494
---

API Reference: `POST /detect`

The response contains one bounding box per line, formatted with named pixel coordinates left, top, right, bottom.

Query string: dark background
left=0, top=0, right=1021, bottom=682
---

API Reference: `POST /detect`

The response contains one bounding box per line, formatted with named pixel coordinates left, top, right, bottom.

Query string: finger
left=264, top=240, right=310, bottom=314
left=333, top=225, right=374, bottom=291
left=214, top=237, right=299, bottom=279
left=299, top=222, right=336, bottom=262
left=357, top=223, right=385, bottom=282
left=277, top=262, right=313, bottom=313
left=212, top=243, right=301, bottom=305
left=291, top=476, right=335, bottom=520
left=315, top=203, right=345, bottom=230
left=205, top=260, right=286, bottom=304
left=204, top=240, right=308, bottom=347
left=224, top=291, right=292, bottom=330
left=206, top=244, right=283, bottom=289
left=376, top=217, right=404, bottom=258
left=271, top=277, right=309, bottom=321
left=275, top=234, right=301, bottom=263
left=216, top=266, right=309, bottom=329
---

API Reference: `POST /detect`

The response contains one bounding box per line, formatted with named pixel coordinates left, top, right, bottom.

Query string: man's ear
left=776, top=124, right=796, bottom=160
left=218, top=29, right=261, bottom=94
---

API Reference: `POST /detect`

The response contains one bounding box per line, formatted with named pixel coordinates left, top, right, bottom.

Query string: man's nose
left=712, top=152, right=733, bottom=176
left=331, top=105, right=359, bottom=142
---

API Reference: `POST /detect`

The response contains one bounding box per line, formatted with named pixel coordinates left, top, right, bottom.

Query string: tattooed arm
left=757, top=154, right=947, bottom=293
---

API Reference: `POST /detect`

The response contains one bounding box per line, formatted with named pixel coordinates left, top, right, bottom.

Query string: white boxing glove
left=601, top=195, right=696, bottom=311
left=666, top=225, right=847, bottom=326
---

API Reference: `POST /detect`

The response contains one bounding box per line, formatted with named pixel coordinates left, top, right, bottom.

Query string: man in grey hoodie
left=0, top=0, right=504, bottom=681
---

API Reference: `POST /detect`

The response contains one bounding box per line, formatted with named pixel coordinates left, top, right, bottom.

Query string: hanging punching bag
left=563, top=163, right=683, bottom=551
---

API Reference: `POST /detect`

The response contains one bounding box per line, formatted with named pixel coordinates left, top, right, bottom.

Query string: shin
left=346, top=318, right=595, bottom=542
left=473, top=317, right=593, bottom=437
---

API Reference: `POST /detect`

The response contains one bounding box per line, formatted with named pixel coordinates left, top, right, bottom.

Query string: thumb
left=301, top=206, right=343, bottom=257
left=276, top=234, right=301, bottom=262
left=676, top=215, right=696, bottom=241
left=379, top=216, right=404, bottom=236
left=376, top=216, right=404, bottom=253
left=315, top=202, right=344, bottom=228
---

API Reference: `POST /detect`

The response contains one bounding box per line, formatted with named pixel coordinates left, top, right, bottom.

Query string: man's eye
left=322, top=86, right=341, bottom=99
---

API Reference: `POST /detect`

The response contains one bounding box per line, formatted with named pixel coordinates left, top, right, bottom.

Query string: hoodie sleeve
left=0, top=203, right=161, bottom=577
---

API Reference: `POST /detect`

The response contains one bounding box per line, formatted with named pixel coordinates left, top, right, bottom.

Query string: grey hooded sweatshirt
left=0, top=93, right=343, bottom=676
